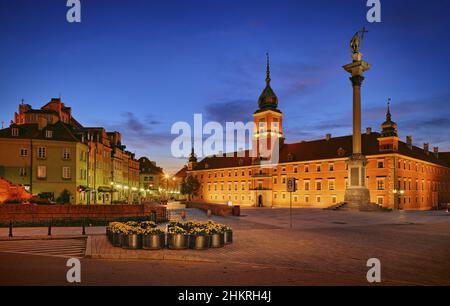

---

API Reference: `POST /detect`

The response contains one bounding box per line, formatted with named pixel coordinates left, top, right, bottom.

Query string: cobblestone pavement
left=1, top=208, right=449, bottom=285
left=87, top=208, right=450, bottom=285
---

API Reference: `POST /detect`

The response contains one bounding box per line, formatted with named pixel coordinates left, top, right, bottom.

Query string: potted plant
left=110, top=223, right=126, bottom=247
left=207, top=221, right=225, bottom=248
left=167, top=226, right=189, bottom=250
left=188, top=226, right=211, bottom=250
left=142, top=228, right=166, bottom=250
left=122, top=226, right=143, bottom=250
left=221, top=224, right=233, bottom=245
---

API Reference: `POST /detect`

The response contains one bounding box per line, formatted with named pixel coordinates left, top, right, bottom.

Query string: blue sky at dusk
left=1, top=0, right=449, bottom=174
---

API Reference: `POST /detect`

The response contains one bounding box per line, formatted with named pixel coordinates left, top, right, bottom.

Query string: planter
left=189, top=235, right=211, bottom=250
left=122, top=234, right=142, bottom=250
left=106, top=229, right=113, bottom=242
left=210, top=233, right=225, bottom=248
left=142, top=234, right=166, bottom=250
left=167, top=233, right=189, bottom=250
left=112, top=233, right=122, bottom=247
left=224, top=230, right=233, bottom=245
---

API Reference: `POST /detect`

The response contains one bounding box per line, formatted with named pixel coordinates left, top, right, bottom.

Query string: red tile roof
left=188, top=132, right=449, bottom=171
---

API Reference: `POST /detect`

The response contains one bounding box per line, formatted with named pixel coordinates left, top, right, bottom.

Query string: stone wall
left=0, top=203, right=167, bottom=223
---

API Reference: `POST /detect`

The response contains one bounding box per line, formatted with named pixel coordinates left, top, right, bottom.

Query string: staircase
left=326, top=202, right=392, bottom=212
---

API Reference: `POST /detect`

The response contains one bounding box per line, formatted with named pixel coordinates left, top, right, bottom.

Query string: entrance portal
left=258, top=195, right=264, bottom=208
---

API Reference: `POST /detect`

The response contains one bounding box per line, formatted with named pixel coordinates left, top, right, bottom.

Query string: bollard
left=48, top=222, right=52, bottom=236
left=9, top=221, right=13, bottom=238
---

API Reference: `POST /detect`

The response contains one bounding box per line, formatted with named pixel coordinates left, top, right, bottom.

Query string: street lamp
left=393, top=189, right=405, bottom=210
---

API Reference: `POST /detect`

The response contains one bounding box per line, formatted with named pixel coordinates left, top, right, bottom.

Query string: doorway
left=258, top=195, right=264, bottom=208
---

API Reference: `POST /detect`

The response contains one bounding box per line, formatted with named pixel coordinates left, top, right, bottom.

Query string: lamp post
left=110, top=181, right=114, bottom=205
left=393, top=189, right=405, bottom=210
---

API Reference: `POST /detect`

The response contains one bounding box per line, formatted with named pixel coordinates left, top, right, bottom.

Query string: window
left=305, top=195, right=310, bottom=203
left=37, top=166, right=47, bottom=179
left=316, top=180, right=322, bottom=191
left=20, top=148, right=28, bottom=157
left=328, top=180, right=335, bottom=191
left=304, top=165, right=309, bottom=173
left=63, top=148, right=71, bottom=160
left=273, top=178, right=277, bottom=184
left=316, top=196, right=321, bottom=203
left=304, top=181, right=310, bottom=191
left=331, top=196, right=337, bottom=204
left=329, top=164, right=334, bottom=171
left=19, top=168, right=27, bottom=177
left=11, top=128, right=19, bottom=137
left=294, top=167, right=298, bottom=173
left=45, top=130, right=53, bottom=138
left=377, top=160, right=385, bottom=169
left=316, top=165, right=321, bottom=172
left=282, top=177, right=286, bottom=184
left=38, top=147, right=47, bottom=159
left=377, top=197, right=384, bottom=205
left=377, top=178, right=385, bottom=190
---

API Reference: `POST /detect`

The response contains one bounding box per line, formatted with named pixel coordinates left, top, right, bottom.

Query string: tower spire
left=386, top=98, right=392, bottom=121
left=266, top=52, right=271, bottom=85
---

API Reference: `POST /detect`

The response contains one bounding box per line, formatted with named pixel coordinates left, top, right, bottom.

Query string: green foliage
left=180, top=175, right=200, bottom=201
left=56, top=189, right=71, bottom=204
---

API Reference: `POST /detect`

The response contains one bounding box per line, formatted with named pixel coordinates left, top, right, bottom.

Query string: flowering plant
left=188, top=226, right=211, bottom=236
left=140, top=221, right=157, bottom=229
left=142, top=228, right=165, bottom=235
left=168, top=226, right=187, bottom=235
left=168, top=221, right=184, bottom=228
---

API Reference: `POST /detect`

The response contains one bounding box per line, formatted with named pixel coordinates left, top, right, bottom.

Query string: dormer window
left=11, top=128, right=19, bottom=137
left=45, top=130, right=53, bottom=138
left=287, top=153, right=294, bottom=162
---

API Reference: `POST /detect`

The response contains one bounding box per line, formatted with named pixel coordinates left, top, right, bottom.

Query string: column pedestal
left=344, top=155, right=371, bottom=210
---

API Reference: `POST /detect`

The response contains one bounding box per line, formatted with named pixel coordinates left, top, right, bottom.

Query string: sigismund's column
left=343, top=29, right=371, bottom=210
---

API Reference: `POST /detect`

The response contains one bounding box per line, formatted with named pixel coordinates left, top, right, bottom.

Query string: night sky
left=1, top=0, right=449, bottom=174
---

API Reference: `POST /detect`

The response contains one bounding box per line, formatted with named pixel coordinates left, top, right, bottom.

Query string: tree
left=56, top=189, right=71, bottom=204
left=180, top=175, right=200, bottom=201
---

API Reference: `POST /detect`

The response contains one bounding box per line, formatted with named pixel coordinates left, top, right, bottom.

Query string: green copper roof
left=257, top=53, right=279, bottom=111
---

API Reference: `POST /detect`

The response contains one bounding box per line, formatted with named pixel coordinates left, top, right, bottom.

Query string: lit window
left=45, top=130, right=53, bottom=138
left=328, top=180, right=335, bottom=191
left=11, top=128, right=19, bottom=137
left=37, top=166, right=47, bottom=179
left=377, top=178, right=385, bottom=190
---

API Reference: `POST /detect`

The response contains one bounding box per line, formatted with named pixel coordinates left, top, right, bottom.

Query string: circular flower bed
left=107, top=220, right=233, bottom=250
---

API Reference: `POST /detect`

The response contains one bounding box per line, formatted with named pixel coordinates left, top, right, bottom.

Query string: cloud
left=204, top=99, right=254, bottom=123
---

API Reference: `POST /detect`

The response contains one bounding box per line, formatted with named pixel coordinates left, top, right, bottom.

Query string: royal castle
left=181, top=56, right=450, bottom=210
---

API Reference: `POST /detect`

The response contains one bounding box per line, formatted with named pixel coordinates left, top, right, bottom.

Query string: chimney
left=433, top=147, right=439, bottom=158
left=325, top=133, right=332, bottom=141
left=423, top=143, right=429, bottom=154
left=406, top=136, right=413, bottom=150
left=366, top=127, right=372, bottom=135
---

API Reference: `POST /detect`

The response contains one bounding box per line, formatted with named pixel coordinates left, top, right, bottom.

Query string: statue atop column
left=350, top=27, right=368, bottom=55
